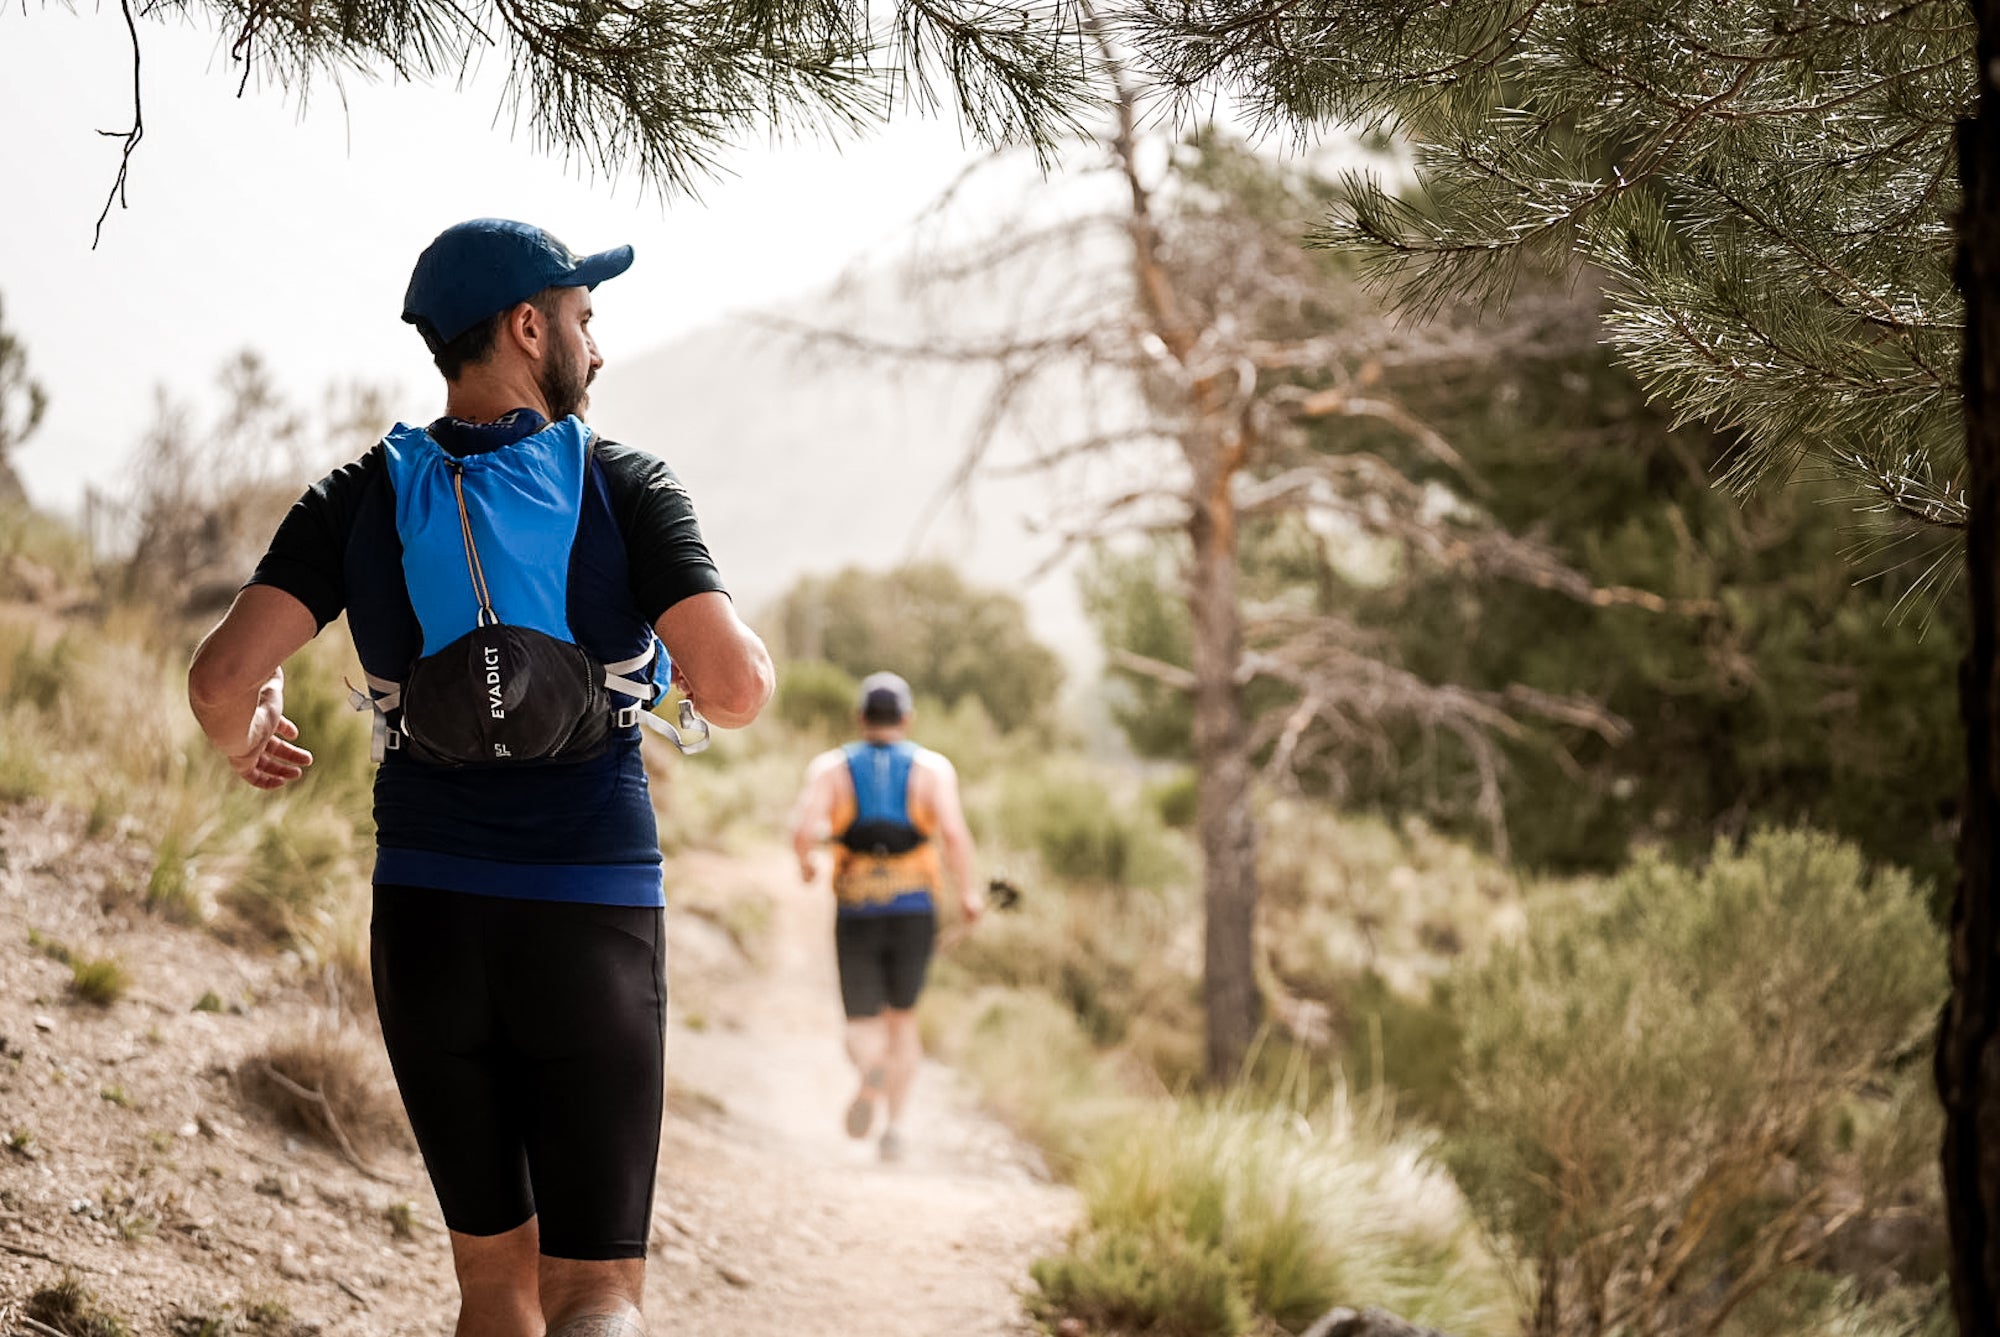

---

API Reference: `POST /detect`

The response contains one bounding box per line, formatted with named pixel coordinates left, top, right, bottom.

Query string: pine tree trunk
left=1188, top=433, right=1261, bottom=1085
left=1943, top=10, right=2000, bottom=1328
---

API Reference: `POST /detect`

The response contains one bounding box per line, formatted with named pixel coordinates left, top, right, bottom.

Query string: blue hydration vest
left=350, top=416, right=674, bottom=766
left=836, top=740, right=935, bottom=917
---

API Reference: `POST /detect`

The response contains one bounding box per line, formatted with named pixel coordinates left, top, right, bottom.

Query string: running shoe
left=845, top=1090, right=875, bottom=1139
left=845, top=1066, right=886, bottom=1139
left=878, top=1126, right=906, bottom=1163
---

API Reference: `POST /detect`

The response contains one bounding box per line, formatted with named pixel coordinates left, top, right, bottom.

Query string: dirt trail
left=0, top=802, right=1075, bottom=1335
left=652, top=848, right=1077, bottom=1335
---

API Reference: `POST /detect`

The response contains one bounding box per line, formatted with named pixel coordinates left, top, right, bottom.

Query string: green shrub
left=1147, top=769, right=1199, bottom=830
left=1448, top=829, right=1947, bottom=1335
left=69, top=955, right=131, bottom=1006
left=774, top=659, right=860, bottom=737
left=942, top=869, right=1201, bottom=1076
left=994, top=761, right=1184, bottom=888
left=1033, top=1092, right=1512, bottom=1337
left=1030, top=1229, right=1252, bottom=1337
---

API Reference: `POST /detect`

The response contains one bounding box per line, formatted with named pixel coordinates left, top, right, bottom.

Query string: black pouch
left=400, top=623, right=609, bottom=767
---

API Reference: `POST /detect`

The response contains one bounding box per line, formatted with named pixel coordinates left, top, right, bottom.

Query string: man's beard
left=540, top=346, right=593, bottom=421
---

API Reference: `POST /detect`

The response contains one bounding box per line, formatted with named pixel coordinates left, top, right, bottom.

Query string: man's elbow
left=187, top=639, right=249, bottom=713
left=699, top=651, right=775, bottom=729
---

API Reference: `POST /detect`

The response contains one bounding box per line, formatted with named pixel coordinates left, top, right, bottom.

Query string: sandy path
left=648, top=848, right=1077, bottom=1336
left=0, top=800, right=1075, bottom=1336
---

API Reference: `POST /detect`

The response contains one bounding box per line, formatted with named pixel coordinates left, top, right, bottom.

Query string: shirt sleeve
left=595, top=440, right=730, bottom=623
left=245, top=450, right=379, bottom=631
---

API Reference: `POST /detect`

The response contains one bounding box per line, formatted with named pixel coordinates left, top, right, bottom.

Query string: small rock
left=32, top=1016, right=54, bottom=1033
left=715, top=1262, right=754, bottom=1289
left=177, top=1121, right=200, bottom=1139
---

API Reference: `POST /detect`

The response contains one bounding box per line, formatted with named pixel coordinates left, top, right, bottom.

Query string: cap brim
left=567, top=244, right=634, bottom=290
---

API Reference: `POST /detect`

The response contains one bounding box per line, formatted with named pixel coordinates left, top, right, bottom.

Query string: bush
left=994, top=760, right=1184, bottom=888
left=1033, top=1091, right=1512, bottom=1337
left=771, top=562, right=1064, bottom=729
left=941, top=858, right=1202, bottom=1078
left=774, top=659, right=860, bottom=737
left=1030, top=1229, right=1252, bottom=1337
left=1448, top=829, right=1947, bottom=1336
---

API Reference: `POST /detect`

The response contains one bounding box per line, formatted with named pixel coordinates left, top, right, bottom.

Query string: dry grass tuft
left=25, top=1273, right=132, bottom=1337
left=168, top=1297, right=312, bottom=1336
left=68, top=954, right=131, bottom=1007
left=238, top=1028, right=407, bottom=1166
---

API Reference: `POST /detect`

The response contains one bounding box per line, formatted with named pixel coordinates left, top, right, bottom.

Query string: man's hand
left=959, top=885, right=986, bottom=927
left=799, top=851, right=819, bottom=884
left=226, top=670, right=314, bottom=790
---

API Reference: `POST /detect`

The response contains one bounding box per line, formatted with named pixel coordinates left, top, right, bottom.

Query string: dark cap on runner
left=858, top=672, right=914, bottom=725
left=403, top=219, right=634, bottom=353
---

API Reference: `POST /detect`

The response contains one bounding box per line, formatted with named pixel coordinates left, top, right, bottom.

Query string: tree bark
left=1188, top=429, right=1261, bottom=1084
left=1943, top=9, right=2000, bottom=1329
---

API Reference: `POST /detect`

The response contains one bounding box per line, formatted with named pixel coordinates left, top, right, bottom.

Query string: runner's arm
left=925, top=755, right=982, bottom=923
left=789, top=752, right=843, bottom=883
left=188, top=586, right=320, bottom=789
left=655, top=592, right=773, bottom=729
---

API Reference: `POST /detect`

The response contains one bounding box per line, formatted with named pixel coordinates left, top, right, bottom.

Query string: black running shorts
left=833, top=910, right=937, bottom=1018
left=370, top=884, right=666, bottom=1259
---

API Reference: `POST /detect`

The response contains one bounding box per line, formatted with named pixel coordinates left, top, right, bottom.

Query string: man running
left=188, top=218, right=773, bottom=1337
left=789, top=671, right=982, bottom=1162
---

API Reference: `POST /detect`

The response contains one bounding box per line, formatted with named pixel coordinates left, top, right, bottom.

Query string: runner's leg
left=879, top=1007, right=922, bottom=1127
left=373, top=886, right=540, bottom=1329
left=541, top=1257, right=647, bottom=1334
left=878, top=910, right=937, bottom=1132
left=835, top=915, right=892, bottom=1134
left=491, top=900, right=666, bottom=1326
left=449, top=1220, right=543, bottom=1337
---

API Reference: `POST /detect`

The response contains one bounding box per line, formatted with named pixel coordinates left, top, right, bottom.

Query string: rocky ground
left=0, top=802, right=1076, bottom=1335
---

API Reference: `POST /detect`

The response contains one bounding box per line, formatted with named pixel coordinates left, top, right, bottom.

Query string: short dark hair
left=432, top=288, right=565, bottom=380
left=861, top=694, right=907, bottom=726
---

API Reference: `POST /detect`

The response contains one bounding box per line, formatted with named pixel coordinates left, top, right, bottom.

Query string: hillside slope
left=0, top=802, right=1075, bottom=1335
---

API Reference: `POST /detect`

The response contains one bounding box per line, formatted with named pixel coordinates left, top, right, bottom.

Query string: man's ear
left=501, top=300, right=546, bottom=362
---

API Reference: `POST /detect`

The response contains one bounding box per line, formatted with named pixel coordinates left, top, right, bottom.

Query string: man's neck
left=444, top=367, right=551, bottom=424
left=861, top=727, right=908, bottom=744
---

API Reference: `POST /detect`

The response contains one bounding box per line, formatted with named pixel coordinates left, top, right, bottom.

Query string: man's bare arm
left=187, top=586, right=319, bottom=790
left=790, top=752, right=842, bottom=883
left=924, top=755, right=981, bottom=923
left=654, top=592, right=773, bottom=729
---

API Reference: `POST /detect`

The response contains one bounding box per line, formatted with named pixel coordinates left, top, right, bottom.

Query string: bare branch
left=92, top=0, right=145, bottom=249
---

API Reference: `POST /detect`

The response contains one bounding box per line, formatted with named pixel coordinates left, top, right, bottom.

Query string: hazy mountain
left=589, top=286, right=1106, bottom=674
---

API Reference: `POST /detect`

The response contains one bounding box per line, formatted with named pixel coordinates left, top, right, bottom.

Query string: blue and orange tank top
left=831, top=740, right=939, bottom=917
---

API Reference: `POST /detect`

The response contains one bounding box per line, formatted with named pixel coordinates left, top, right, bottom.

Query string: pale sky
left=0, top=7, right=1001, bottom=510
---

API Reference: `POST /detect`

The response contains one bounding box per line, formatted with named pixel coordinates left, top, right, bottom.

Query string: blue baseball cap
left=402, top=219, right=634, bottom=352
left=858, top=672, right=914, bottom=723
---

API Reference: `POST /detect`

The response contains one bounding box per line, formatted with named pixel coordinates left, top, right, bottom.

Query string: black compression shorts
left=833, top=910, right=936, bottom=1018
left=370, top=884, right=666, bottom=1259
